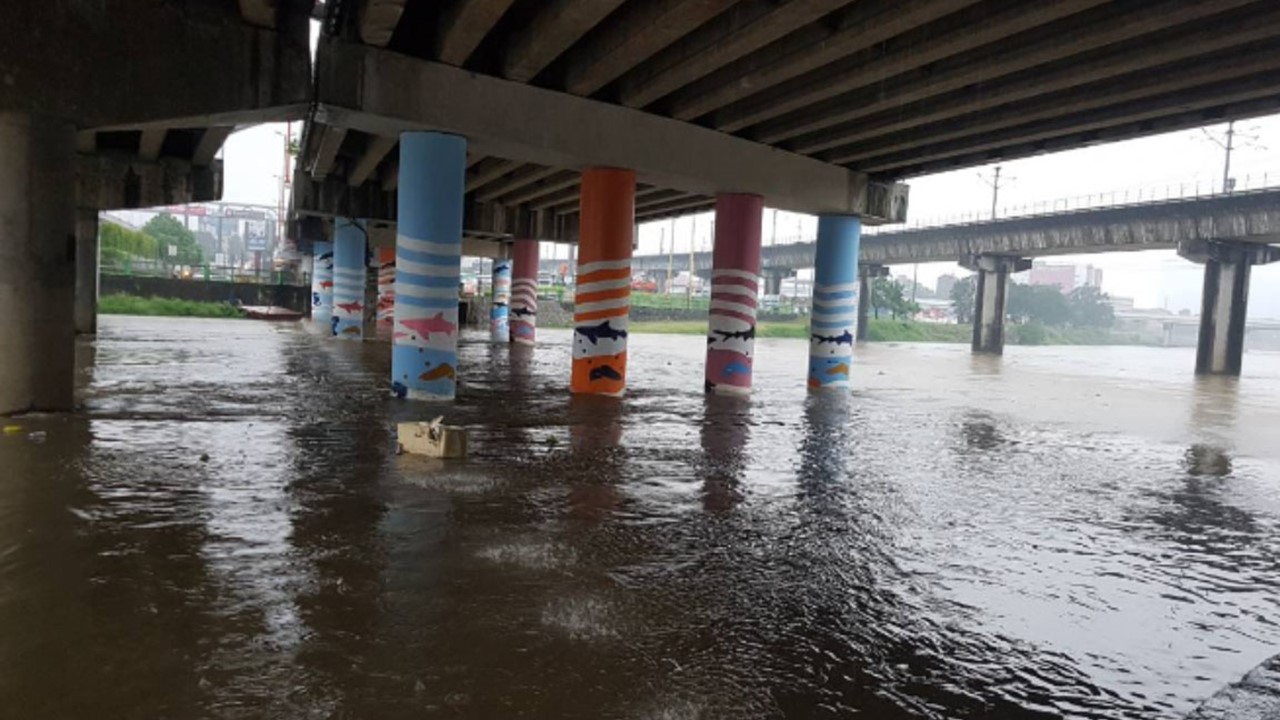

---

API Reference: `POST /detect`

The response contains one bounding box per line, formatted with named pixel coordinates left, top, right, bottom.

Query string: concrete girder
left=806, top=4, right=1280, bottom=158
left=137, top=129, right=167, bottom=162
left=614, top=0, right=849, bottom=109
left=733, top=0, right=1110, bottom=140
left=438, top=0, right=518, bottom=66
left=528, top=186, right=583, bottom=211
left=824, top=40, right=1280, bottom=167
left=475, top=165, right=563, bottom=202
left=858, top=72, right=1280, bottom=176
left=2, top=2, right=309, bottom=129
left=314, top=39, right=906, bottom=219
left=562, top=0, right=737, bottom=97
left=347, top=134, right=397, bottom=187
left=466, top=159, right=521, bottom=193
left=381, top=159, right=399, bottom=191
left=77, top=155, right=222, bottom=212
left=238, top=0, right=278, bottom=28
left=502, top=0, right=627, bottom=82
left=495, top=171, right=580, bottom=207
left=309, top=126, right=348, bottom=180
left=742, top=0, right=1257, bottom=151
left=671, top=0, right=983, bottom=124
left=359, top=0, right=408, bottom=47
left=193, top=127, right=235, bottom=166
left=859, top=190, right=1280, bottom=265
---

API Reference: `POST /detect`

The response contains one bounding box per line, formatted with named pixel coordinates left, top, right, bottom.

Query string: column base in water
left=510, top=239, right=539, bottom=345
left=961, top=254, right=1030, bottom=355
left=807, top=216, right=861, bottom=391
left=490, top=254, right=511, bottom=343
left=74, top=208, right=99, bottom=335
left=1179, top=240, right=1280, bottom=376
left=572, top=168, right=635, bottom=396
left=705, top=193, right=763, bottom=396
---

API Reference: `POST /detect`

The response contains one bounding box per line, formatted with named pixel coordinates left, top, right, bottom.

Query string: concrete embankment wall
left=101, top=275, right=311, bottom=312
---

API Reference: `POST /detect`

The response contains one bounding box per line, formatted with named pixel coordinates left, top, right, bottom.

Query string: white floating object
left=397, top=416, right=467, bottom=459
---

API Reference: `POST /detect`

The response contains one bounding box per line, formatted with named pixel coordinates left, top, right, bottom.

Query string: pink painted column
left=705, top=194, right=764, bottom=395
left=509, top=239, right=539, bottom=345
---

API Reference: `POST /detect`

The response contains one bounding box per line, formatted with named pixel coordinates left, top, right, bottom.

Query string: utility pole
left=666, top=219, right=674, bottom=294
left=1202, top=120, right=1263, bottom=194
left=770, top=209, right=778, bottom=246
left=977, top=165, right=1011, bottom=220
left=1223, top=120, right=1235, bottom=193
left=687, top=216, right=695, bottom=309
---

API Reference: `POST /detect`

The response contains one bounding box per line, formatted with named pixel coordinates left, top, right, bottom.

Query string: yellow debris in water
left=2, top=425, right=22, bottom=434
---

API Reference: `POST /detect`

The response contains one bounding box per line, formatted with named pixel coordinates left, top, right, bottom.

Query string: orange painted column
left=571, top=168, right=636, bottom=396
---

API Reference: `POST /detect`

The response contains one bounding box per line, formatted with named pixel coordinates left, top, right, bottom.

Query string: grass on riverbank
left=629, top=318, right=1148, bottom=346
left=99, top=293, right=243, bottom=319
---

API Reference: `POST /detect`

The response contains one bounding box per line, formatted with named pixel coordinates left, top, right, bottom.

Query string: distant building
left=1028, top=261, right=1103, bottom=293
left=1108, top=296, right=1135, bottom=312
left=935, top=273, right=958, bottom=299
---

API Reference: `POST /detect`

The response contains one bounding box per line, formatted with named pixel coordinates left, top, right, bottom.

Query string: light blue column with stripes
left=490, top=257, right=511, bottom=343
left=392, top=132, right=466, bottom=401
left=332, top=220, right=367, bottom=340
left=310, top=240, right=333, bottom=328
left=808, top=216, right=861, bottom=390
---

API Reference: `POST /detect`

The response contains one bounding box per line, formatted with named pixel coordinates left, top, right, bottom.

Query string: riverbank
left=99, top=293, right=244, bottom=318
left=628, top=318, right=1149, bottom=346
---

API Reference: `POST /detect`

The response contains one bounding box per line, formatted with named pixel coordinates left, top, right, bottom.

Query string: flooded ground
left=2, top=315, right=1279, bottom=719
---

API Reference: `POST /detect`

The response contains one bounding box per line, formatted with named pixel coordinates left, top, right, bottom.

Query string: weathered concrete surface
left=74, top=209, right=98, bottom=335
left=0, top=1, right=310, bottom=129
left=313, top=39, right=908, bottom=220
left=1187, top=654, right=1280, bottom=720
left=77, top=155, right=222, bottom=211
left=0, top=113, right=76, bottom=414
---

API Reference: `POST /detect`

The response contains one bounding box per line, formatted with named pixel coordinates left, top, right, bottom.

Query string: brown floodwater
left=2, top=316, right=1279, bottom=719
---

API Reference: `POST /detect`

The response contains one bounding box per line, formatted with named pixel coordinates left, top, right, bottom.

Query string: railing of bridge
left=867, top=173, right=1278, bottom=236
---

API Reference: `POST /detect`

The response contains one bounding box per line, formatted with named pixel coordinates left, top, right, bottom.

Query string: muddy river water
left=2, top=316, right=1279, bottom=719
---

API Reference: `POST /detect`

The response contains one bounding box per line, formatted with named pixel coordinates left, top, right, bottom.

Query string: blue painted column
left=331, top=220, right=367, bottom=340
left=310, top=240, right=333, bottom=328
left=808, top=216, right=861, bottom=390
left=490, top=256, right=512, bottom=343
left=392, top=132, right=466, bottom=401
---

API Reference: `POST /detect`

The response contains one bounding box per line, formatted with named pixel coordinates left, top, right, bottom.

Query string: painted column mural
left=807, top=215, right=861, bottom=390
left=572, top=168, right=635, bottom=396
left=376, top=247, right=396, bottom=332
left=331, top=220, right=366, bottom=340
left=509, top=239, right=539, bottom=345
left=310, top=240, right=333, bottom=328
left=392, top=131, right=465, bottom=401
left=705, top=194, right=764, bottom=395
left=490, top=256, right=511, bottom=343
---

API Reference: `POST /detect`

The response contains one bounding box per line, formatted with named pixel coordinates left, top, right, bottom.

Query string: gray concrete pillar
left=0, top=113, right=77, bottom=414
left=961, top=254, right=1030, bottom=355
left=1179, top=240, right=1280, bottom=376
left=857, top=264, right=888, bottom=342
left=74, top=208, right=99, bottom=335
left=763, top=270, right=783, bottom=296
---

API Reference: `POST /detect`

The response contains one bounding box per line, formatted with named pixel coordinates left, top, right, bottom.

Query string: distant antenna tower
left=977, top=165, right=1015, bottom=220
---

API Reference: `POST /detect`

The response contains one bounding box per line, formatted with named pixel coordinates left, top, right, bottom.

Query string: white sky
left=220, top=113, right=1280, bottom=317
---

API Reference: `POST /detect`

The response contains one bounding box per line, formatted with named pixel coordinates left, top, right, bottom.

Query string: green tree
left=872, top=278, right=920, bottom=320
left=1067, top=285, right=1114, bottom=328
left=142, top=213, right=203, bottom=265
left=100, top=221, right=158, bottom=261
left=1008, top=284, right=1070, bottom=326
left=950, top=276, right=976, bottom=324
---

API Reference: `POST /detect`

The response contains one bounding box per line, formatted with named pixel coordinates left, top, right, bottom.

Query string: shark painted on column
left=376, top=246, right=395, bottom=332
left=310, top=240, right=333, bottom=328
left=572, top=168, right=635, bottom=397
left=490, top=257, right=511, bottom=342
left=706, top=194, right=764, bottom=395
left=332, top=220, right=367, bottom=340
left=392, top=131, right=465, bottom=401
left=808, top=216, right=861, bottom=390
left=509, top=239, right=539, bottom=345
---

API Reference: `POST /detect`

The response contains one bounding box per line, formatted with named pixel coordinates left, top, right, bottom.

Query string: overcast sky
left=221, top=113, right=1280, bottom=317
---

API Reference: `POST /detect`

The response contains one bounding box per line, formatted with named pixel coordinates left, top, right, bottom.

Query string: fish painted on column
left=572, top=258, right=632, bottom=396
left=705, top=269, right=760, bottom=395
left=807, top=283, right=857, bottom=389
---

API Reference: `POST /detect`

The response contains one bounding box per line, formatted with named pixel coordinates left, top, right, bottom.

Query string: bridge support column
left=393, top=132, right=465, bottom=401
left=331, top=219, right=367, bottom=340
left=961, top=254, right=1030, bottom=355
left=74, top=208, right=99, bottom=335
left=490, top=251, right=512, bottom=343
left=763, top=269, right=784, bottom=296
left=572, top=168, right=635, bottom=397
left=1179, top=240, right=1280, bottom=376
left=0, top=113, right=76, bottom=414
left=510, top=239, right=539, bottom=345
left=857, top=264, right=889, bottom=342
left=310, top=240, right=333, bottom=327
left=705, top=193, right=763, bottom=395
left=808, top=215, right=861, bottom=390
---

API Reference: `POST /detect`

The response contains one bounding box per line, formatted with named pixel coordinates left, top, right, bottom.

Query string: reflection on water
left=2, top=316, right=1279, bottom=719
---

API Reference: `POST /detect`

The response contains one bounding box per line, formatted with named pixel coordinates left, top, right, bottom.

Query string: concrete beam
left=673, top=0, right=984, bottom=123
left=734, top=0, right=1109, bottom=139
left=562, top=0, right=737, bottom=97
left=347, top=134, right=397, bottom=187
left=804, top=5, right=1280, bottom=157
left=77, top=154, right=222, bottom=211
left=496, top=171, right=580, bottom=206
left=315, top=39, right=906, bottom=219
left=309, top=126, right=348, bottom=179
left=614, top=0, right=849, bottom=109
left=238, top=0, right=278, bottom=28
left=359, top=0, right=408, bottom=47
left=2, top=3, right=310, bottom=129
left=744, top=0, right=1256, bottom=150
left=502, top=0, right=627, bottom=82
left=193, top=127, right=235, bottom=166
left=466, top=159, right=520, bottom=193
left=475, top=165, right=562, bottom=202
left=137, top=129, right=166, bottom=162
left=438, top=0, right=518, bottom=66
